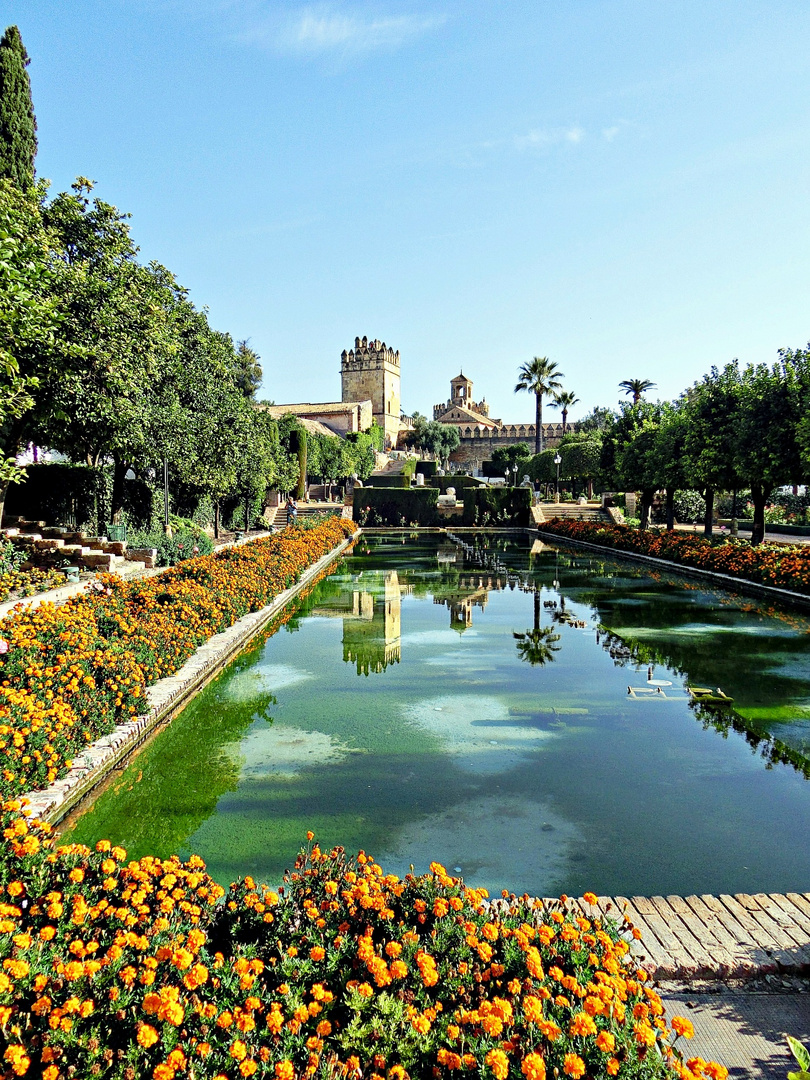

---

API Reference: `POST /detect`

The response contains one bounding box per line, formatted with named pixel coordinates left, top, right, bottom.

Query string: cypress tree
left=0, top=25, right=37, bottom=188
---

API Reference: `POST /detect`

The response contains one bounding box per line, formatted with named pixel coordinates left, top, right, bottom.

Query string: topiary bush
left=354, top=488, right=439, bottom=526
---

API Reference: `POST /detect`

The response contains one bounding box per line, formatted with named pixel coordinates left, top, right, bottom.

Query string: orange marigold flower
left=671, top=1016, right=695, bottom=1039
left=485, top=1048, right=509, bottom=1080
left=275, top=1062, right=295, bottom=1080
left=596, top=1031, right=615, bottom=1053
left=563, top=1054, right=585, bottom=1079
left=522, top=1053, right=546, bottom=1080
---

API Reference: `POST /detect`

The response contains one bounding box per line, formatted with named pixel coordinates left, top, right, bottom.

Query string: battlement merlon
left=341, top=337, right=400, bottom=367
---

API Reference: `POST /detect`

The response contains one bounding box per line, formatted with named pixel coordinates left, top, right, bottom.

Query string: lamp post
left=511, top=464, right=518, bottom=487
left=163, top=459, right=172, bottom=537
left=554, top=454, right=562, bottom=503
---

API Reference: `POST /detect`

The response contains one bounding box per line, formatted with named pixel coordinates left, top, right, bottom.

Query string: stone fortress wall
left=341, top=337, right=401, bottom=449
left=449, top=423, right=567, bottom=473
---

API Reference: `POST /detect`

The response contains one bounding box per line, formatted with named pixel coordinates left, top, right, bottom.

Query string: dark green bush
left=427, top=475, right=485, bottom=493
left=366, top=474, right=411, bottom=488
left=353, top=488, right=439, bottom=526
left=126, top=524, right=215, bottom=566
left=415, top=460, right=437, bottom=478
left=480, top=460, right=505, bottom=478
left=462, top=487, right=531, bottom=527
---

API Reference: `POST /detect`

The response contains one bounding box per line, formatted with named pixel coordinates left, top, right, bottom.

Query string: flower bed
left=0, top=519, right=356, bottom=798
left=0, top=568, right=65, bottom=604
left=539, top=520, right=810, bottom=595
left=0, top=805, right=723, bottom=1080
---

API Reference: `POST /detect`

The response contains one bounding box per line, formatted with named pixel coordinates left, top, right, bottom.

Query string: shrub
left=672, top=491, right=706, bottom=524
left=427, top=475, right=485, bottom=494
left=126, top=525, right=215, bottom=567
left=354, top=488, right=439, bottom=527
left=415, top=460, right=437, bottom=478
left=462, top=487, right=532, bottom=527
left=366, top=474, right=411, bottom=489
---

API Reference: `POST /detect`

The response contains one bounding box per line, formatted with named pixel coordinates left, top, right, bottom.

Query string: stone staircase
left=535, top=503, right=612, bottom=524
left=2, top=518, right=153, bottom=577
left=268, top=503, right=344, bottom=530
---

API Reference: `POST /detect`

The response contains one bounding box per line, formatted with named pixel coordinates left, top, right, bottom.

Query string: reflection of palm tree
left=513, top=626, right=562, bottom=666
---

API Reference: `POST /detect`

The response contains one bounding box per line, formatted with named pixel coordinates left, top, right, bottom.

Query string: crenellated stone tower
left=341, top=336, right=401, bottom=449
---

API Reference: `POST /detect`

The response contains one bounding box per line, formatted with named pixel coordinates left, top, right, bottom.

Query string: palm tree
left=551, top=389, right=580, bottom=435
left=619, top=378, right=656, bottom=405
left=515, top=357, right=565, bottom=453
left=513, top=626, right=562, bottom=667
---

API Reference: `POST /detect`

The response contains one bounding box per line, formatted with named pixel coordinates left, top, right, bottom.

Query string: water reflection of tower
left=433, top=573, right=498, bottom=633
left=343, top=570, right=402, bottom=675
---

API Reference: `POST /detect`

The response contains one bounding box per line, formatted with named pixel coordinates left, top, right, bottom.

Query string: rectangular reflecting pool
left=63, top=532, right=810, bottom=899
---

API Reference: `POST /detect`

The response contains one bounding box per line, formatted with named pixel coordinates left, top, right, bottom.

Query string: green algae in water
left=64, top=534, right=810, bottom=899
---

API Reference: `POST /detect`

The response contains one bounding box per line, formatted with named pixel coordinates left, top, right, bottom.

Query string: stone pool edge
left=537, top=530, right=810, bottom=612
left=22, top=530, right=360, bottom=826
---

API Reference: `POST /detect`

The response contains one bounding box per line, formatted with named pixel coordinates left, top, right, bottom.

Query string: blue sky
left=12, top=0, right=810, bottom=423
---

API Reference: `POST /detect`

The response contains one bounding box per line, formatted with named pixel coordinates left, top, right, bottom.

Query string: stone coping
left=21, top=531, right=358, bottom=825
left=537, top=530, right=810, bottom=613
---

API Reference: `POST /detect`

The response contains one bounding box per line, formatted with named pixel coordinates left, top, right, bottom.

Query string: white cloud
left=244, top=5, right=447, bottom=55
left=514, top=126, right=586, bottom=152
left=602, top=125, right=620, bottom=142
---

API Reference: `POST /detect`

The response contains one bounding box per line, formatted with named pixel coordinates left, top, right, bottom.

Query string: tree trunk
left=110, top=458, right=129, bottom=524
left=639, top=489, right=654, bottom=531
left=533, top=589, right=540, bottom=632
left=244, top=497, right=250, bottom=533
left=665, top=488, right=675, bottom=531
left=562, top=409, right=568, bottom=435
left=750, top=483, right=767, bottom=546
left=0, top=477, right=10, bottom=531
left=703, top=487, right=714, bottom=538
left=214, top=500, right=220, bottom=540
left=535, top=393, right=543, bottom=454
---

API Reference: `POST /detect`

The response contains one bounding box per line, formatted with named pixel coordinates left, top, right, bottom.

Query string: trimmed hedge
left=353, top=487, right=439, bottom=526
left=415, top=459, right=437, bottom=477
left=462, top=487, right=532, bottom=526
left=365, top=474, right=411, bottom=488
left=427, top=475, right=486, bottom=494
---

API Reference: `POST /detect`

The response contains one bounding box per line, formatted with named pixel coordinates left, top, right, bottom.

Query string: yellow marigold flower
left=606, top=1058, right=620, bottom=1075
left=275, top=1062, right=295, bottom=1080
left=522, top=1053, right=546, bottom=1080
left=485, top=1048, right=509, bottom=1079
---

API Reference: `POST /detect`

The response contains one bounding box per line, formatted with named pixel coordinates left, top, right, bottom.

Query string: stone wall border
left=22, top=531, right=359, bottom=826
left=537, top=530, right=810, bottom=612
